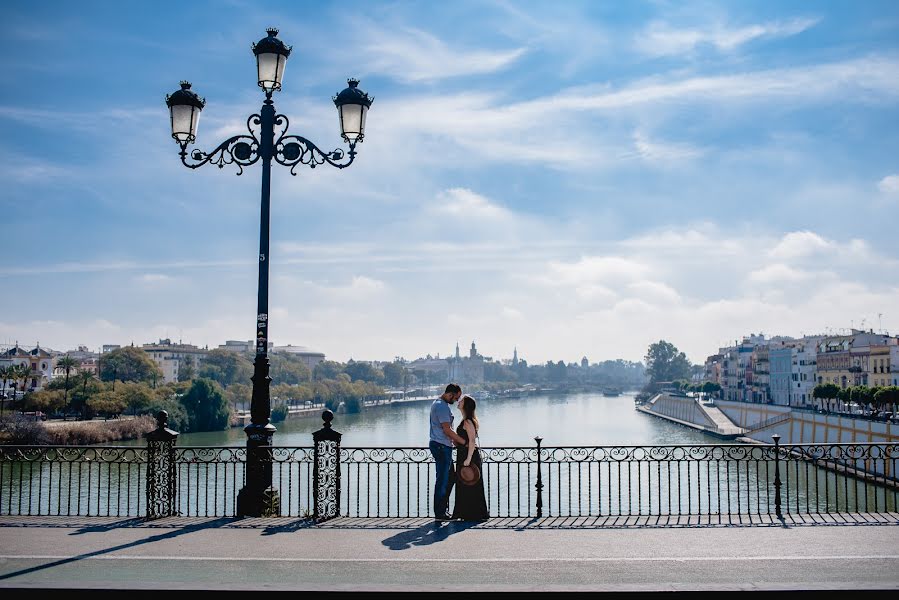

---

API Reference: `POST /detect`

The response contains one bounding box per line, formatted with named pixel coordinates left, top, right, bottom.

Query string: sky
left=1, top=0, right=898, bottom=366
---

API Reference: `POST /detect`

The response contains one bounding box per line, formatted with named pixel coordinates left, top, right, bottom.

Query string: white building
left=1, top=344, right=55, bottom=393
left=892, top=346, right=899, bottom=387
left=270, top=345, right=325, bottom=370
left=791, top=337, right=821, bottom=408
left=142, top=339, right=209, bottom=384
left=219, top=340, right=273, bottom=354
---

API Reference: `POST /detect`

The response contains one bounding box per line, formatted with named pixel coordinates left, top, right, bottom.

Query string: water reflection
left=163, top=392, right=718, bottom=448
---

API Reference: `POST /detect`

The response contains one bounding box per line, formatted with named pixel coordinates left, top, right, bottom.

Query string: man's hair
left=444, top=383, right=461, bottom=395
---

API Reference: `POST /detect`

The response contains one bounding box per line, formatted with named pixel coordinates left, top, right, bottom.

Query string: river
left=166, top=391, right=717, bottom=447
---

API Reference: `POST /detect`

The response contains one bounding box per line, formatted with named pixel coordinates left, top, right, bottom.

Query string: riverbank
left=638, top=394, right=899, bottom=445
left=0, top=415, right=156, bottom=445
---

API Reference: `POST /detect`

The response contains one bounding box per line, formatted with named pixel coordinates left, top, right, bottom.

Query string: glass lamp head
left=165, top=81, right=205, bottom=145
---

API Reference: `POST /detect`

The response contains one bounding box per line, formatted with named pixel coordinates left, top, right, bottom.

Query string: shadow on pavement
left=0, top=517, right=234, bottom=582
left=381, top=519, right=478, bottom=550
left=0, top=512, right=896, bottom=533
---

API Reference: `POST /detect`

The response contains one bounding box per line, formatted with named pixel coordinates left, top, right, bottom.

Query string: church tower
left=513, top=346, right=518, bottom=366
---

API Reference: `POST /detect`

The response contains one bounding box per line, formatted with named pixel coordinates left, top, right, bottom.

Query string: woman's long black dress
left=452, top=419, right=489, bottom=521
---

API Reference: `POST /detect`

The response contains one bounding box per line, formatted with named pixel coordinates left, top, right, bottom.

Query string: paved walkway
left=1, top=514, right=898, bottom=591
left=699, top=404, right=745, bottom=435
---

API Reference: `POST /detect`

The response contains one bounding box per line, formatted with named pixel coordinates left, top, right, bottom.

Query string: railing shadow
left=0, top=517, right=234, bottom=582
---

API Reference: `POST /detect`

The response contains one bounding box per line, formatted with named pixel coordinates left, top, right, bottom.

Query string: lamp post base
left=236, top=485, right=280, bottom=517
left=236, top=422, right=280, bottom=517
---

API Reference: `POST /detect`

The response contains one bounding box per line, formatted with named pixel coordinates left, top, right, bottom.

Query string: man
left=429, top=383, right=467, bottom=520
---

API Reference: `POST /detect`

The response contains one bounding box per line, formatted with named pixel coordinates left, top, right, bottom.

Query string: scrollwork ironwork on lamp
left=165, top=28, right=372, bottom=517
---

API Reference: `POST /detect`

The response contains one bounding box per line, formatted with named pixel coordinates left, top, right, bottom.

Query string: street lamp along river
left=165, top=28, right=372, bottom=516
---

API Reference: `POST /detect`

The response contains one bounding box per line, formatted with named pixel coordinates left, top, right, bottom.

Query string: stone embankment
left=639, top=394, right=899, bottom=444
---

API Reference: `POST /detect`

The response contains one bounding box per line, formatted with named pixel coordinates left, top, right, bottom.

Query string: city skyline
left=2, top=1, right=898, bottom=366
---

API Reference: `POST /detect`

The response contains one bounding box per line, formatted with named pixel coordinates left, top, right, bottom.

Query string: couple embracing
left=428, top=383, right=489, bottom=521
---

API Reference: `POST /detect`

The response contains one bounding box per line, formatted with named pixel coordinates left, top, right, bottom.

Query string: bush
left=0, top=415, right=51, bottom=445
left=42, top=416, right=156, bottom=445
left=179, top=378, right=230, bottom=432
left=271, top=404, right=288, bottom=423
left=140, top=398, right=190, bottom=433
left=0, top=414, right=156, bottom=445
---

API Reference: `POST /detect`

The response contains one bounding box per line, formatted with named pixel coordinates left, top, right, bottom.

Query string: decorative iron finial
left=267, top=27, right=279, bottom=36
left=322, top=409, right=334, bottom=429
left=156, top=410, right=169, bottom=429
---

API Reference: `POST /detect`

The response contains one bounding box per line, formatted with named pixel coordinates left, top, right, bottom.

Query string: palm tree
left=14, top=363, right=32, bottom=412
left=0, top=364, right=14, bottom=418
left=56, top=355, right=78, bottom=416
left=76, top=370, right=96, bottom=419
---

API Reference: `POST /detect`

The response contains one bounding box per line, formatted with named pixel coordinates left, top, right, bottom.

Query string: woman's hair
left=460, top=395, right=479, bottom=432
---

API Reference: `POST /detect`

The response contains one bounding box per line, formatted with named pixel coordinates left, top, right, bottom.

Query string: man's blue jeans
left=429, top=441, right=454, bottom=517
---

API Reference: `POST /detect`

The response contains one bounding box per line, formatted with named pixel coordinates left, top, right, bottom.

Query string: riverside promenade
left=1, top=514, right=898, bottom=592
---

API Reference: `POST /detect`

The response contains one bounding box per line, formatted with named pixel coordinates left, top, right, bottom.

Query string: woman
left=452, top=395, right=489, bottom=521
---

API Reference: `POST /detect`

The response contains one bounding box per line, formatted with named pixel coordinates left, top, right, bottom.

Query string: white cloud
left=433, top=188, right=510, bottom=220
left=768, top=231, right=832, bottom=259
left=636, top=17, right=819, bottom=56
left=630, top=130, right=703, bottom=162
left=358, top=23, right=525, bottom=83
left=358, top=55, right=899, bottom=171
left=878, top=174, right=899, bottom=194
left=747, top=264, right=814, bottom=284
left=544, top=256, right=652, bottom=286
left=626, top=280, right=682, bottom=304
left=135, top=273, right=173, bottom=285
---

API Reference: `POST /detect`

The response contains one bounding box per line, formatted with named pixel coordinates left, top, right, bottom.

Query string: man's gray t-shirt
left=430, top=399, right=454, bottom=446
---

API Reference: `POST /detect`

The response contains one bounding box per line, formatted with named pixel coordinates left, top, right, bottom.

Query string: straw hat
left=458, top=464, right=480, bottom=486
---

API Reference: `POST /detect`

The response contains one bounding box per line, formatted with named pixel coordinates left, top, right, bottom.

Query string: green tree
left=74, top=370, right=100, bottom=419
left=179, top=378, right=230, bottom=432
left=344, top=360, right=384, bottom=383
left=56, top=355, right=78, bottom=413
left=118, top=382, right=158, bottom=415
left=813, top=383, right=840, bottom=412
left=850, top=385, right=873, bottom=413
left=100, top=347, right=162, bottom=384
left=88, top=389, right=127, bottom=417
left=177, top=355, right=196, bottom=382
left=313, top=360, right=345, bottom=382
left=197, top=349, right=253, bottom=387
left=837, top=386, right=851, bottom=410
left=14, top=363, right=32, bottom=410
left=140, top=396, right=190, bottom=432
left=873, top=386, right=899, bottom=415
left=702, top=381, right=722, bottom=399
left=224, top=382, right=252, bottom=412
left=271, top=403, right=289, bottom=423
left=0, top=364, right=15, bottom=416
left=24, top=389, right=66, bottom=414
left=381, top=362, right=405, bottom=387
left=270, top=354, right=312, bottom=385
left=644, top=341, right=692, bottom=385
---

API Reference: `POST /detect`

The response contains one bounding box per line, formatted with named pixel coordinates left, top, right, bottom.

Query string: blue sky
left=1, top=0, right=898, bottom=364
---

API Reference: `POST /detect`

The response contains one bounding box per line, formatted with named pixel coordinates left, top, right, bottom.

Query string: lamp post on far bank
left=165, top=28, right=372, bottom=516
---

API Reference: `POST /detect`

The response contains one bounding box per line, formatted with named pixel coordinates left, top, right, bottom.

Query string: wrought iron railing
left=1, top=415, right=896, bottom=520
left=745, top=413, right=792, bottom=433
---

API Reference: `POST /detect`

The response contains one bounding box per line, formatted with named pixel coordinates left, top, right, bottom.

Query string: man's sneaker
left=434, top=513, right=453, bottom=521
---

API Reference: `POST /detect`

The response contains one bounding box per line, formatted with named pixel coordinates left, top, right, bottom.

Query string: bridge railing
left=1, top=413, right=896, bottom=519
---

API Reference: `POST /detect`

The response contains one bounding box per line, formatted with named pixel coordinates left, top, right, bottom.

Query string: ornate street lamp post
left=166, top=28, right=372, bottom=516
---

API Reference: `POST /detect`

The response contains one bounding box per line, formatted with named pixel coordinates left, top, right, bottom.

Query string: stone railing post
left=146, top=410, right=179, bottom=520
left=535, top=436, right=544, bottom=518
left=313, top=410, right=342, bottom=520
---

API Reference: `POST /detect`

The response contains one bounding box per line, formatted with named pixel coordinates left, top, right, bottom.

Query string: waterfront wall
left=641, top=396, right=898, bottom=444
left=714, top=399, right=899, bottom=445
left=644, top=394, right=716, bottom=429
